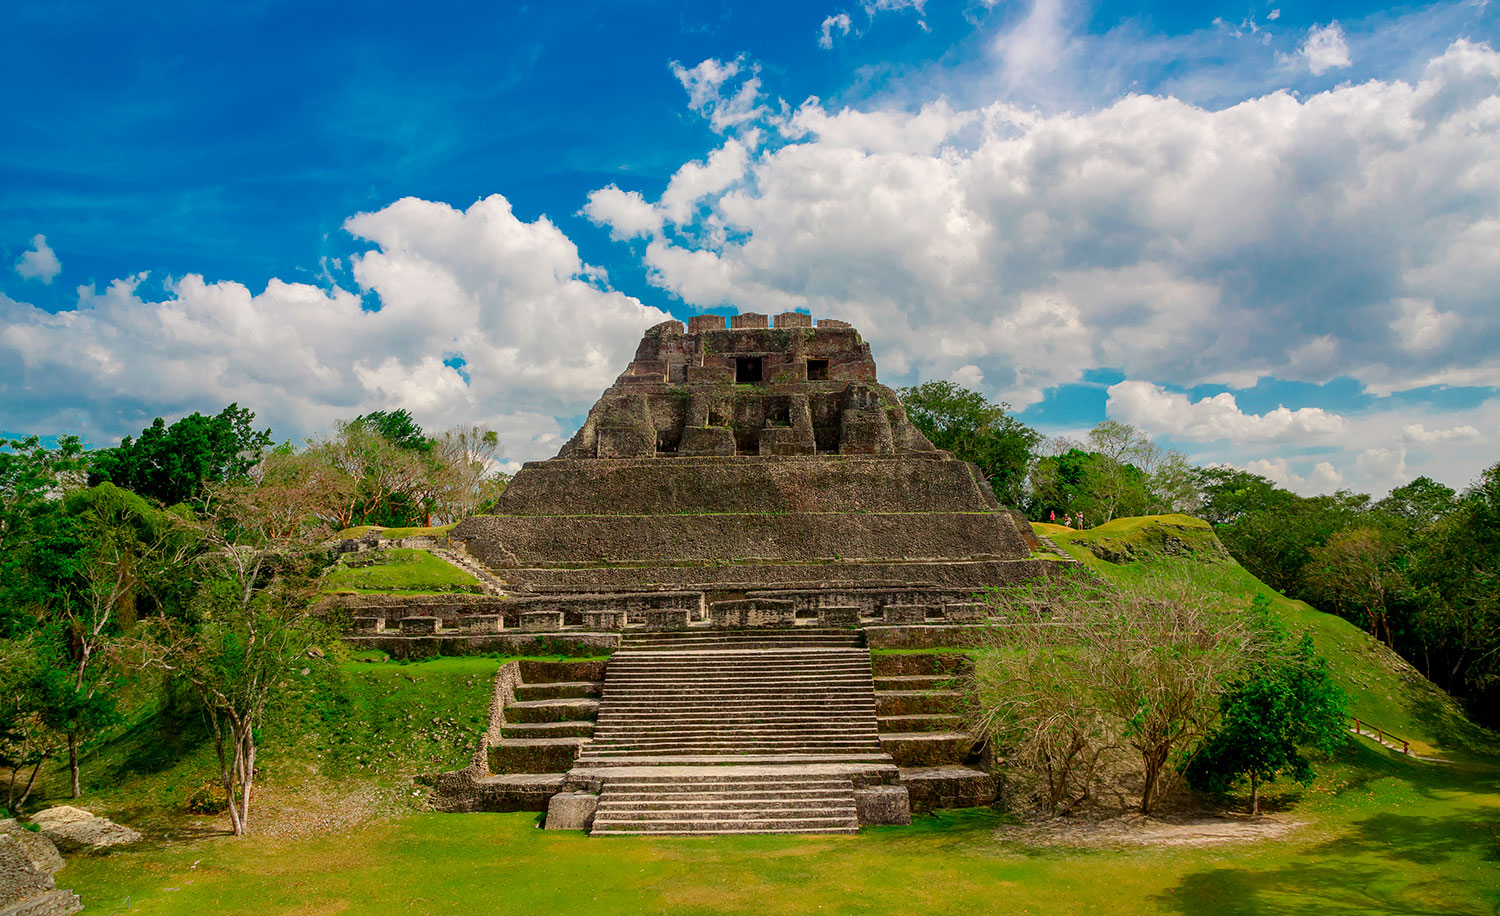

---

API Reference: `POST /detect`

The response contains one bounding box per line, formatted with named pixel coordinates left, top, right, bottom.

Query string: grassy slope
left=48, top=517, right=1500, bottom=915
left=1037, top=517, right=1484, bottom=757
left=323, top=547, right=479, bottom=593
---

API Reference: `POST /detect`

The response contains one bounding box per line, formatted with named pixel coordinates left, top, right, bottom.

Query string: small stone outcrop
left=0, top=821, right=80, bottom=916
left=30, top=807, right=141, bottom=853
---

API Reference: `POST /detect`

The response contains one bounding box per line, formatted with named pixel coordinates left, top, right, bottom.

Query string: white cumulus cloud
left=1402, top=423, right=1482, bottom=443
left=1301, top=22, right=1352, bottom=75
left=14, top=235, right=61, bottom=284
left=1106, top=381, right=1347, bottom=443
left=609, top=41, right=1500, bottom=415
left=0, top=195, right=670, bottom=461
left=1245, top=457, right=1348, bottom=495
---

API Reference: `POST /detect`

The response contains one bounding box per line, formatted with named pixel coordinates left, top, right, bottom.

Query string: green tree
left=350, top=409, right=431, bottom=454
left=1186, top=616, right=1348, bottom=814
left=90, top=404, right=273, bottom=507
left=897, top=382, right=1040, bottom=506
left=139, top=475, right=330, bottom=835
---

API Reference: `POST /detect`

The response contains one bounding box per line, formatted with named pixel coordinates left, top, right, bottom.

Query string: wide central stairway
left=566, top=629, right=899, bottom=835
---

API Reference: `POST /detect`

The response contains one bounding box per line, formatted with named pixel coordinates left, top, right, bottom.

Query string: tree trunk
left=1250, top=772, right=1260, bottom=816
left=68, top=733, right=81, bottom=798
left=238, top=728, right=256, bottom=834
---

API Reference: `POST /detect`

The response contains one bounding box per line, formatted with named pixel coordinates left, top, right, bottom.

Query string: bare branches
left=966, top=575, right=1265, bottom=815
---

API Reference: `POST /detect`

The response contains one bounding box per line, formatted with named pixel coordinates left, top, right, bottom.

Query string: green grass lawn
left=41, top=518, right=1500, bottom=914
left=58, top=743, right=1500, bottom=915
left=323, top=547, right=480, bottom=594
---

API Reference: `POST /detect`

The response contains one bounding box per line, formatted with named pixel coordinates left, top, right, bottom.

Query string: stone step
left=502, top=720, right=596, bottom=738
left=488, top=736, right=588, bottom=774
left=513, top=681, right=603, bottom=701
left=877, top=713, right=965, bottom=732
left=591, top=822, right=859, bottom=836
left=603, top=788, right=853, bottom=802
left=621, top=640, right=864, bottom=651
left=591, top=727, right=880, bottom=738
left=900, top=765, right=999, bottom=814
left=575, top=753, right=893, bottom=766
left=583, top=746, right=881, bottom=757
left=872, top=675, right=956, bottom=691
left=870, top=653, right=973, bottom=677
left=588, top=768, right=862, bottom=835
left=505, top=698, right=599, bottom=723
left=879, top=732, right=977, bottom=768
left=594, top=805, right=859, bottom=821
left=874, top=691, right=960, bottom=716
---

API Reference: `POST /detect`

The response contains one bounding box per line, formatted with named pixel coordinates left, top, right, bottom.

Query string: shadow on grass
left=1151, top=805, right=1500, bottom=916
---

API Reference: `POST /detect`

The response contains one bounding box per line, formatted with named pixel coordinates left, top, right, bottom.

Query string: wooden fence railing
left=1350, top=718, right=1411, bottom=755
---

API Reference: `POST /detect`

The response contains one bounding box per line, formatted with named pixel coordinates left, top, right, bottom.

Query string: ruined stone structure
left=450, top=312, right=1048, bottom=602
left=416, top=313, right=1071, bottom=834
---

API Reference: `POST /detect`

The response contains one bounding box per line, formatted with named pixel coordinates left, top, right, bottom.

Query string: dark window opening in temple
left=735, top=356, right=763, bottom=384
left=806, top=358, right=829, bottom=381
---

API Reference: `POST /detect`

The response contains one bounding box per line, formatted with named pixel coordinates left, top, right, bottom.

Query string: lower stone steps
left=877, top=713, right=965, bottom=732
left=502, top=721, right=595, bottom=739
left=589, top=770, right=861, bottom=835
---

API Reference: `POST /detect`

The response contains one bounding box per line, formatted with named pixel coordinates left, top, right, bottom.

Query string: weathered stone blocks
left=455, top=614, right=503, bottom=634
left=398, top=616, right=440, bottom=635
left=709, top=598, right=795, bottom=628
left=730, top=312, right=769, bottom=329
left=854, top=786, right=912, bottom=826
left=582, top=610, right=626, bottom=631
left=882, top=604, right=932, bottom=625
left=351, top=616, right=385, bottom=633
left=544, top=792, right=599, bottom=830
left=642, top=609, right=691, bottom=630
left=678, top=426, right=737, bottom=456
left=818, top=605, right=860, bottom=628
left=942, top=602, right=988, bottom=623
left=758, top=426, right=816, bottom=456
left=520, top=611, right=563, bottom=632
left=774, top=311, right=812, bottom=328
left=902, top=767, right=998, bottom=813
left=688, top=315, right=727, bottom=333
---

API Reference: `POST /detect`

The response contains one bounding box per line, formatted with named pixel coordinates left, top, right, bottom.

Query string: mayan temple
left=387, top=311, right=1072, bottom=833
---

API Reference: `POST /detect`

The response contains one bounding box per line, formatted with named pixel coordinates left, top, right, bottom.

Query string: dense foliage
left=0, top=405, right=507, bottom=822
left=89, top=404, right=273, bottom=506
left=898, top=381, right=1040, bottom=505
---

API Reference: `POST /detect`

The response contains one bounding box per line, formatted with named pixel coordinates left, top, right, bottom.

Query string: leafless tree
left=968, top=574, right=1265, bottom=815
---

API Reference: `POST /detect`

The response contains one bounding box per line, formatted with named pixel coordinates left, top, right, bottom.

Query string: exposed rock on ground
left=30, top=807, right=141, bottom=853
left=0, top=820, right=81, bottom=916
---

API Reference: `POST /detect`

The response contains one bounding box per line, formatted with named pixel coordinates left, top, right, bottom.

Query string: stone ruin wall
left=556, top=312, right=935, bottom=460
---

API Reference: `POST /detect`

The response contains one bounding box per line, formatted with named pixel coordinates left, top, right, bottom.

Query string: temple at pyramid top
left=557, top=311, right=937, bottom=459
left=450, top=311, right=1048, bottom=600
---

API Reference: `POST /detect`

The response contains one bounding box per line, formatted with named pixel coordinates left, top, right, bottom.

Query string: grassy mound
left=1038, top=513, right=1229, bottom=564
left=1038, top=516, right=1488, bottom=757
left=323, top=547, right=480, bottom=594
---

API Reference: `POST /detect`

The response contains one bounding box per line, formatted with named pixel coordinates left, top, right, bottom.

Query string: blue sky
left=3, top=0, right=1498, bottom=494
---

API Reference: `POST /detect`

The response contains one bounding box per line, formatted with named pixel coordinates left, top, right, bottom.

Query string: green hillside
left=323, top=547, right=481, bottom=594
left=1037, top=516, right=1487, bottom=757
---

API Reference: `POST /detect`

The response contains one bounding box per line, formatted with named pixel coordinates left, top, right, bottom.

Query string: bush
left=185, top=781, right=229, bottom=814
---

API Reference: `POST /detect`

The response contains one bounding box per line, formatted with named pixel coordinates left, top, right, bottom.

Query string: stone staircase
left=559, top=630, right=898, bottom=834
left=473, top=661, right=602, bottom=806
left=590, top=771, right=860, bottom=835
left=872, top=652, right=998, bottom=812
left=428, top=545, right=509, bottom=596
left=618, top=627, right=865, bottom=651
